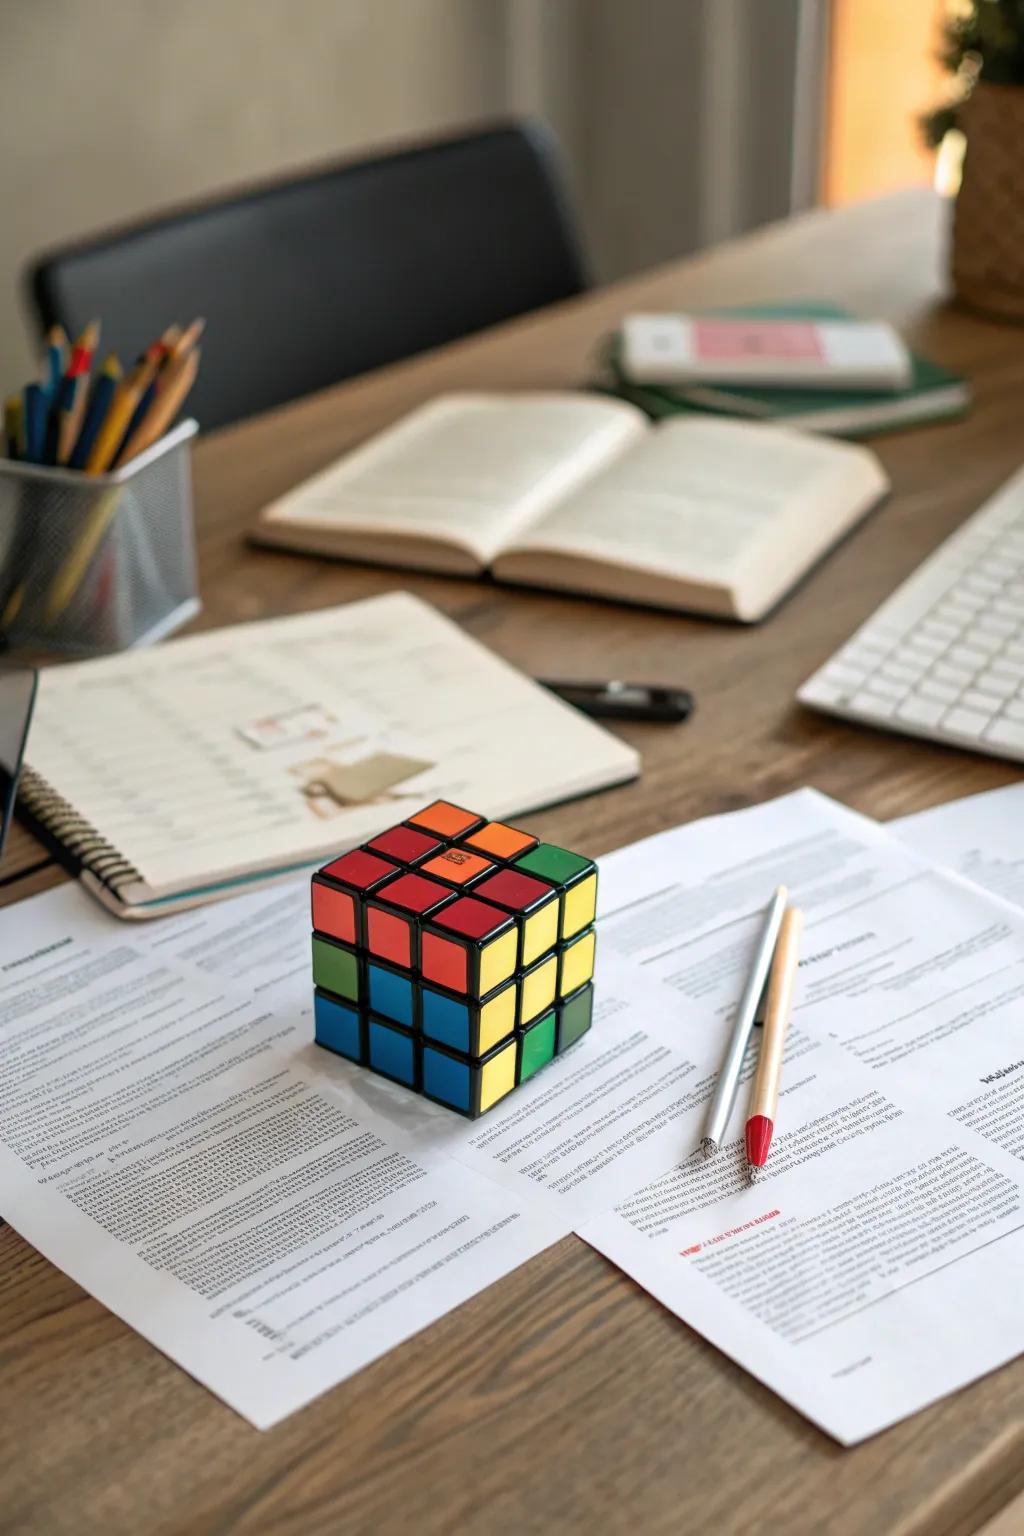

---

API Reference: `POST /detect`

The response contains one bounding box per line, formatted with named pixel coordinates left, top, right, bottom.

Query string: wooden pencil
left=115, top=347, right=200, bottom=466
left=84, top=354, right=159, bottom=474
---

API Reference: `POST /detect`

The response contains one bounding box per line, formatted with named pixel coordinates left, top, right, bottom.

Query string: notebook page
left=258, top=393, right=646, bottom=566
left=501, top=417, right=881, bottom=585
left=24, top=593, right=637, bottom=902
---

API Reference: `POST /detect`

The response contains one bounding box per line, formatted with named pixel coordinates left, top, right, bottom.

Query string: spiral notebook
left=14, top=593, right=638, bottom=919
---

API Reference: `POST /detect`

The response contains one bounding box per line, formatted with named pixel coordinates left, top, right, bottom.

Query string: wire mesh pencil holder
left=0, top=419, right=200, bottom=655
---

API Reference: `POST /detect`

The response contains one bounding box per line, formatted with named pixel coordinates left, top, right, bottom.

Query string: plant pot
left=953, top=80, right=1024, bottom=321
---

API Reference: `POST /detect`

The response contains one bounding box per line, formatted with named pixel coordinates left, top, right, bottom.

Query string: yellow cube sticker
left=559, top=928, right=596, bottom=998
left=561, top=873, right=598, bottom=939
left=520, top=953, right=557, bottom=1026
left=479, top=1039, right=517, bottom=1111
left=479, top=928, right=517, bottom=996
left=478, top=983, right=517, bottom=1055
left=522, top=897, right=558, bottom=966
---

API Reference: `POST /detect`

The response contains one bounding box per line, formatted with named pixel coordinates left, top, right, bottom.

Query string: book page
left=258, top=393, right=646, bottom=568
left=500, top=414, right=878, bottom=580
left=24, top=593, right=637, bottom=903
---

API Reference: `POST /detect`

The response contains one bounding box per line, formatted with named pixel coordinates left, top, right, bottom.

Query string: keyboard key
left=959, top=690, right=1001, bottom=715
left=865, top=676, right=908, bottom=701
left=933, top=661, right=974, bottom=687
left=948, top=644, right=989, bottom=671
left=880, top=659, right=927, bottom=684
left=1004, top=700, right=1024, bottom=722
left=822, top=663, right=867, bottom=690
left=917, top=620, right=959, bottom=643
left=943, top=706, right=995, bottom=738
left=903, top=632, right=946, bottom=657
left=896, top=697, right=947, bottom=729
left=976, top=671, right=1018, bottom=699
left=984, top=718, right=1024, bottom=754
left=975, top=614, right=1018, bottom=638
left=988, top=657, right=1024, bottom=680
left=850, top=691, right=896, bottom=719
left=918, top=679, right=959, bottom=704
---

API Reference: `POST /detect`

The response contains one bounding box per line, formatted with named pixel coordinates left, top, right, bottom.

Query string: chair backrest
left=26, top=122, right=587, bottom=433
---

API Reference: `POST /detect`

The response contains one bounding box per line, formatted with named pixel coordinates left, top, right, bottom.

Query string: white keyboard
left=799, top=466, right=1024, bottom=762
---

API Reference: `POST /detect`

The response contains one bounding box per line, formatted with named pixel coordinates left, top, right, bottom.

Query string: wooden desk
left=3, top=188, right=1024, bottom=1536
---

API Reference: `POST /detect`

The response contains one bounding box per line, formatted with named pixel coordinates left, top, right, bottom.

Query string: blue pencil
left=23, top=384, right=47, bottom=464
left=69, top=361, right=121, bottom=470
left=43, top=325, right=68, bottom=404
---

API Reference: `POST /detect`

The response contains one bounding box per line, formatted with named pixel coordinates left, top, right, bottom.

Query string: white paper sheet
left=576, top=789, right=1024, bottom=1443
left=893, top=782, right=1024, bottom=911
left=7, top=787, right=1024, bottom=1441
left=0, top=886, right=566, bottom=1429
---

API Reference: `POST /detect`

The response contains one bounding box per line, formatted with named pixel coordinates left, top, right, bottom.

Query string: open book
left=255, top=394, right=889, bottom=621
left=16, top=593, right=637, bottom=919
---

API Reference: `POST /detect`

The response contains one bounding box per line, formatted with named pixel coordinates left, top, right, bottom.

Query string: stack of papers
left=2, top=782, right=1023, bottom=1440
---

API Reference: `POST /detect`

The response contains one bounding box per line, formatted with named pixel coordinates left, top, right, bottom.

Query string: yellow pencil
left=116, top=347, right=200, bottom=466
left=84, top=355, right=159, bottom=474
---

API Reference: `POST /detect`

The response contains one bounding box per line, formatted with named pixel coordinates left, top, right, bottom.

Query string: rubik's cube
left=310, top=799, right=597, bottom=1117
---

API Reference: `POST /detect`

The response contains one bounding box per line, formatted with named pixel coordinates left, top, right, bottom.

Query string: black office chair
left=26, top=122, right=587, bottom=434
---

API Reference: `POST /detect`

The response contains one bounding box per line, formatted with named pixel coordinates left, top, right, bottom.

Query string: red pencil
left=745, top=906, right=803, bottom=1177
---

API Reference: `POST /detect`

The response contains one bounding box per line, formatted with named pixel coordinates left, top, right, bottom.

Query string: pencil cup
left=0, top=419, right=200, bottom=654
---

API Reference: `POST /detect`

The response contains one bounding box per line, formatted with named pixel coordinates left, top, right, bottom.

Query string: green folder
left=597, top=302, right=969, bottom=440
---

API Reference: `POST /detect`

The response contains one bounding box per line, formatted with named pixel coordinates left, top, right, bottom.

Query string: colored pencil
left=84, top=354, right=159, bottom=474
left=115, top=347, right=199, bottom=466
left=4, top=395, right=23, bottom=458
left=44, top=324, right=69, bottom=401
left=23, top=383, right=47, bottom=464
left=69, top=355, right=122, bottom=470
left=168, top=316, right=205, bottom=364
left=71, top=318, right=101, bottom=357
left=701, top=885, right=787, bottom=1158
left=745, top=907, right=803, bottom=1178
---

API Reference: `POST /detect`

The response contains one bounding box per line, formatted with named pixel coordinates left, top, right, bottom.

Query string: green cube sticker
left=514, top=843, right=593, bottom=885
left=518, top=1010, right=556, bottom=1082
left=311, top=935, right=360, bottom=1002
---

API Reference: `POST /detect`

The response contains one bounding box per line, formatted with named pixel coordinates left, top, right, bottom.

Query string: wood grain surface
left=3, top=188, right=1024, bottom=1536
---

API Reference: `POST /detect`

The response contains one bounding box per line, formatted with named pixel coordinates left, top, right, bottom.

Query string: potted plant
left=925, top=0, right=1024, bottom=320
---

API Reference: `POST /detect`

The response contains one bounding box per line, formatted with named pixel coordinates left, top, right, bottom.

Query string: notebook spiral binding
left=17, top=764, right=142, bottom=895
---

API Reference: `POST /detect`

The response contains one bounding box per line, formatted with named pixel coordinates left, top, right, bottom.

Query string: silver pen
left=700, top=884, right=788, bottom=1158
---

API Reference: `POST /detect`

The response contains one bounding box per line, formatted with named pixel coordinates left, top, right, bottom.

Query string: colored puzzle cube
left=311, top=803, right=598, bottom=1118
left=513, top=844, right=598, bottom=939
left=311, top=848, right=398, bottom=947
left=364, top=871, right=453, bottom=969
left=420, top=895, right=518, bottom=1000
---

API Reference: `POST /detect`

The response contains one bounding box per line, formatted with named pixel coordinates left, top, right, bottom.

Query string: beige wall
left=1, top=0, right=509, bottom=376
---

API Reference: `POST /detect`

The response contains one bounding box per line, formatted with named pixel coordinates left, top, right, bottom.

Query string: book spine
left=17, top=764, right=142, bottom=899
